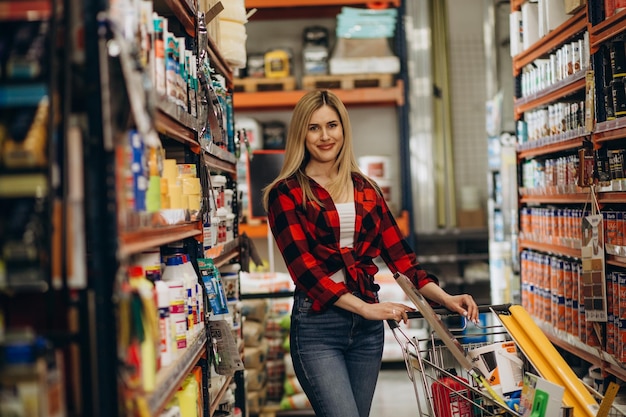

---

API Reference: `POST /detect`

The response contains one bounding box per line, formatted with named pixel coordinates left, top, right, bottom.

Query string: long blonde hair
left=262, top=90, right=367, bottom=210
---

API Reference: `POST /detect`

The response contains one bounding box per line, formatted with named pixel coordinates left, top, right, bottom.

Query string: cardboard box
left=457, top=209, right=485, bottom=229
left=519, top=372, right=565, bottom=417
left=522, top=1, right=540, bottom=51
left=564, top=0, right=586, bottom=14
left=544, top=0, right=569, bottom=32
left=468, top=341, right=524, bottom=395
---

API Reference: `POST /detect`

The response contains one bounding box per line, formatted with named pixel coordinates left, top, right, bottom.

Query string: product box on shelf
left=329, top=38, right=400, bottom=75
left=457, top=209, right=486, bottom=229
left=564, top=0, right=586, bottom=14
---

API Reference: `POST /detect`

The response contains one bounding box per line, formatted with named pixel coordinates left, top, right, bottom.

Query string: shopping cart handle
left=386, top=304, right=512, bottom=329
left=386, top=319, right=399, bottom=329
left=405, top=303, right=512, bottom=320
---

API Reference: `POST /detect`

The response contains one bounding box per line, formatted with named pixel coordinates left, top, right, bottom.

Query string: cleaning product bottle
left=154, top=274, right=174, bottom=368
left=162, top=256, right=187, bottom=356
left=431, top=369, right=474, bottom=417
left=175, top=374, right=198, bottom=417
left=196, top=281, right=204, bottom=331
left=128, top=265, right=158, bottom=393
left=180, top=254, right=199, bottom=338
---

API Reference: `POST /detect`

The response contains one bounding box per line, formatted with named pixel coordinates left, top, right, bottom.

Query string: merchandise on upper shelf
left=234, top=3, right=401, bottom=96
left=510, top=0, right=626, bottom=384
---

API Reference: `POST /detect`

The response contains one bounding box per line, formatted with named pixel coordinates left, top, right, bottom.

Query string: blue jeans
left=290, top=292, right=384, bottom=417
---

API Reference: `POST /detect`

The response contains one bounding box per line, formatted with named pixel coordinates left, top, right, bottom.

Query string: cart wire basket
left=388, top=304, right=625, bottom=417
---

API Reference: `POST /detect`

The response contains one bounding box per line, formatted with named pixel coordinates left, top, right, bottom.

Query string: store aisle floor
left=371, top=363, right=423, bottom=417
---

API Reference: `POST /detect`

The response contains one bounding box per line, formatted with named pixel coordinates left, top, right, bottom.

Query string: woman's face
left=305, top=105, right=344, bottom=166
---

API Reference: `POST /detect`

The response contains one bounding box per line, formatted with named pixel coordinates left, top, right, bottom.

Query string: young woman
left=262, top=89, right=478, bottom=417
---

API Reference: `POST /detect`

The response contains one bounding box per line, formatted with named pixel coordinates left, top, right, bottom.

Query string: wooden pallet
left=233, top=76, right=296, bottom=93
left=302, top=73, right=394, bottom=90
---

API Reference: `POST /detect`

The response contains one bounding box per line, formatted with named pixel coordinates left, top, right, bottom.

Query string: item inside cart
left=467, top=341, right=524, bottom=397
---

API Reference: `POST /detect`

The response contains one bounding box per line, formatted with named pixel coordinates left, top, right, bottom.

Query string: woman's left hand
left=441, top=293, right=479, bottom=324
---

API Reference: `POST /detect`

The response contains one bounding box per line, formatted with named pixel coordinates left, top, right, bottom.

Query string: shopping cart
left=387, top=275, right=626, bottom=417
left=388, top=303, right=525, bottom=417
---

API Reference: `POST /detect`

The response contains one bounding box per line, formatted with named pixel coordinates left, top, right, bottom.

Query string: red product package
left=431, top=369, right=474, bottom=417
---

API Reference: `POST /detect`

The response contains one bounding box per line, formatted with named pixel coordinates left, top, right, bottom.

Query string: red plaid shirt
left=266, top=172, right=437, bottom=312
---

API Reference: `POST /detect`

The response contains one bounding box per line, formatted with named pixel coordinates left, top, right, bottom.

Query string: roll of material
left=497, top=314, right=581, bottom=412
left=499, top=306, right=598, bottom=417
left=219, top=20, right=247, bottom=69
left=359, top=155, right=391, bottom=180
left=219, top=0, right=247, bottom=23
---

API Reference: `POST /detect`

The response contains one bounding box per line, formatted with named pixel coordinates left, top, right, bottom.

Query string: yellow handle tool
left=596, top=382, right=619, bottom=417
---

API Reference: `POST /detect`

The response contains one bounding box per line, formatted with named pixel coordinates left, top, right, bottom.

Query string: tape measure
left=596, top=381, right=620, bottom=417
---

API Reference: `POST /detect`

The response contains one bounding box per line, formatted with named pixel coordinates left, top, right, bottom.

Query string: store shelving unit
left=512, top=1, right=626, bottom=384
left=84, top=3, right=242, bottom=415
left=1, top=0, right=244, bottom=415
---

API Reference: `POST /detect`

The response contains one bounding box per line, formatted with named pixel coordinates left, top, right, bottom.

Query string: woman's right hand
left=359, top=301, right=415, bottom=324
left=334, top=293, right=415, bottom=324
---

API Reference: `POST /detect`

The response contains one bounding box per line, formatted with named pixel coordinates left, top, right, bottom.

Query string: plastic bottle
left=175, top=374, right=198, bottom=417
left=196, top=282, right=204, bottom=331
left=162, top=256, right=187, bottom=355
left=180, top=254, right=199, bottom=338
left=154, top=276, right=174, bottom=368
left=128, top=265, right=158, bottom=392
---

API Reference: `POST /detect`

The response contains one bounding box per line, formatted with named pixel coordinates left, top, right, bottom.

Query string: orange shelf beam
left=163, top=0, right=196, bottom=37
left=518, top=239, right=581, bottom=258
left=156, top=110, right=200, bottom=153
left=239, top=222, right=269, bottom=239
left=593, top=119, right=626, bottom=143
left=598, top=192, right=626, bottom=204
left=514, top=77, right=585, bottom=120
left=0, top=0, right=51, bottom=20
left=517, top=136, right=587, bottom=160
left=590, top=8, right=626, bottom=52
left=246, top=0, right=400, bottom=8
left=520, top=193, right=589, bottom=205
left=233, top=81, right=404, bottom=111
left=120, top=222, right=202, bottom=258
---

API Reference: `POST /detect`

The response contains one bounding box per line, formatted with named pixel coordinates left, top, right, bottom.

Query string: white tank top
left=330, top=202, right=356, bottom=283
